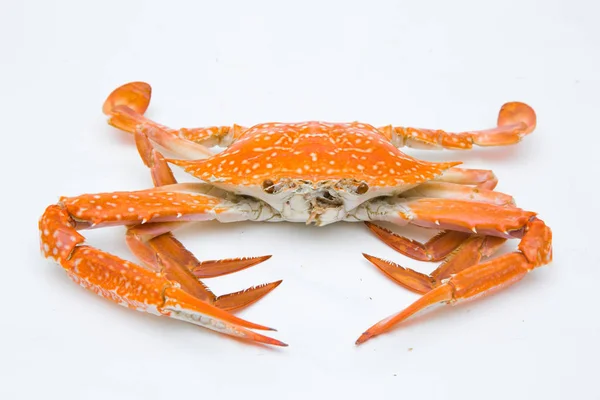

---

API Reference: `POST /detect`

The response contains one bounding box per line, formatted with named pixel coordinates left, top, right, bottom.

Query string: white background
left=2, top=1, right=598, bottom=399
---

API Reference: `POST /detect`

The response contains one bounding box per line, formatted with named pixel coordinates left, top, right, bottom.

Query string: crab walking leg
left=132, top=128, right=273, bottom=277
left=400, top=198, right=536, bottom=237
left=359, top=195, right=532, bottom=266
left=357, top=197, right=538, bottom=239
left=103, top=82, right=244, bottom=158
left=134, top=127, right=178, bottom=187
left=356, top=217, right=551, bottom=345
left=435, top=167, right=499, bottom=190
left=128, top=130, right=280, bottom=310
left=126, top=229, right=281, bottom=312
left=362, top=235, right=506, bottom=294
left=380, top=102, right=536, bottom=150
left=401, top=182, right=515, bottom=205
left=360, top=181, right=514, bottom=261
left=61, top=183, right=282, bottom=308
left=364, top=223, right=470, bottom=262
left=149, top=236, right=279, bottom=312
left=127, top=223, right=274, bottom=278
left=127, top=224, right=282, bottom=311
left=39, top=205, right=287, bottom=346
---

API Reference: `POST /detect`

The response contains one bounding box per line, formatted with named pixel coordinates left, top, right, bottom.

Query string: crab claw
left=103, top=81, right=152, bottom=115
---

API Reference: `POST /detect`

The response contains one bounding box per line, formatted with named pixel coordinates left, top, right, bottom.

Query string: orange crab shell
left=170, top=121, right=461, bottom=190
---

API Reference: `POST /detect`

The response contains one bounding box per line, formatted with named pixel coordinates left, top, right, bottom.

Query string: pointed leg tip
left=270, top=279, right=284, bottom=289
left=355, top=332, right=374, bottom=346
left=192, top=255, right=275, bottom=279
left=256, top=334, right=288, bottom=347
left=361, top=253, right=384, bottom=266
left=361, top=252, right=386, bottom=266
left=362, top=252, right=388, bottom=269
left=214, top=280, right=284, bottom=312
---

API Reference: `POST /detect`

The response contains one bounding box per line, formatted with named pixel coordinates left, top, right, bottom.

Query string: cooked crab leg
left=127, top=223, right=272, bottom=276
left=357, top=197, right=537, bottom=238
left=43, top=185, right=284, bottom=342
left=68, top=184, right=280, bottom=292
left=436, top=167, right=499, bottom=190
left=39, top=205, right=286, bottom=346
left=382, top=102, right=536, bottom=150
left=363, top=235, right=506, bottom=294
left=134, top=127, right=178, bottom=187
left=103, top=82, right=244, bottom=158
left=64, top=183, right=281, bottom=313
left=356, top=217, right=551, bottom=345
left=402, top=182, right=515, bottom=206
left=126, top=229, right=281, bottom=312
left=126, top=126, right=281, bottom=310
left=365, top=224, right=470, bottom=262
left=400, top=198, right=535, bottom=237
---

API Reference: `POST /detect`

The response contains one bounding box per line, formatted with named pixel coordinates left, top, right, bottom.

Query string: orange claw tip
left=257, top=336, right=289, bottom=347
left=215, top=280, right=284, bottom=312
left=355, top=332, right=374, bottom=346
left=261, top=340, right=288, bottom=347
left=192, top=255, right=274, bottom=279
left=103, top=81, right=152, bottom=115
left=233, top=327, right=287, bottom=346
left=498, top=101, right=536, bottom=134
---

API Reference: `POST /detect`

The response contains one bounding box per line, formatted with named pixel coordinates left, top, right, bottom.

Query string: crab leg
left=103, top=82, right=244, bottom=158
left=362, top=235, right=506, bottom=294
left=134, top=127, right=178, bottom=187
left=365, top=224, right=470, bottom=262
left=357, top=197, right=537, bottom=238
left=41, top=185, right=285, bottom=344
left=382, top=102, right=536, bottom=150
left=356, top=217, right=551, bottom=345
left=435, top=167, right=499, bottom=190
left=399, top=198, right=536, bottom=237
left=128, top=129, right=280, bottom=310
left=401, top=182, right=515, bottom=206
left=39, top=205, right=286, bottom=346
left=70, top=185, right=281, bottom=311
left=126, top=229, right=281, bottom=312
left=146, top=234, right=278, bottom=312
left=72, top=185, right=282, bottom=312
left=356, top=198, right=551, bottom=344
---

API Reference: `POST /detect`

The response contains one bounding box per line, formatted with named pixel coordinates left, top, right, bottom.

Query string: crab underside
left=39, top=82, right=552, bottom=346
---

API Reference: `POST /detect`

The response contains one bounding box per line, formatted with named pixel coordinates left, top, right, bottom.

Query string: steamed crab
left=39, top=82, right=552, bottom=346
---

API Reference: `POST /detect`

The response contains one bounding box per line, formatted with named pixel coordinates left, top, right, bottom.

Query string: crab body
left=172, top=121, right=457, bottom=225
left=39, top=82, right=552, bottom=347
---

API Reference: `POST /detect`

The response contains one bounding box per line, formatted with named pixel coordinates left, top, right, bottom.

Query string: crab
left=39, top=82, right=552, bottom=347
